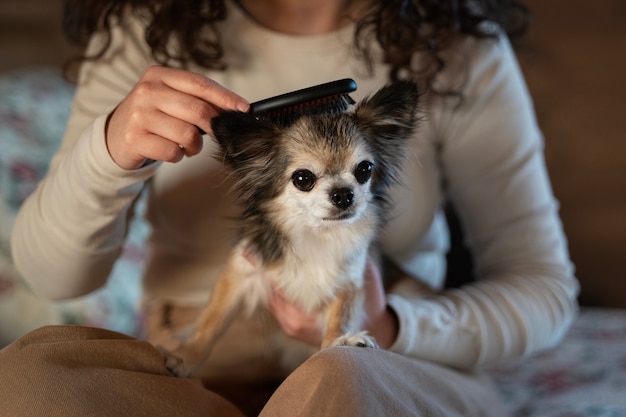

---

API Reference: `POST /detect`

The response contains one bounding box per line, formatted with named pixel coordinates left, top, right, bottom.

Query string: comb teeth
left=254, top=93, right=355, bottom=127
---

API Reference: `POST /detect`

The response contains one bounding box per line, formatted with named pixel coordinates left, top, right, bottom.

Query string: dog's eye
left=291, top=169, right=317, bottom=192
left=354, top=161, right=373, bottom=184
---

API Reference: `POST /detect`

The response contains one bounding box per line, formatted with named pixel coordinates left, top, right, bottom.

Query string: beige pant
left=0, top=325, right=507, bottom=417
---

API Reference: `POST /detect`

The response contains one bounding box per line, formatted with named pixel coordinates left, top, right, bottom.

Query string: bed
left=1, top=67, right=625, bottom=416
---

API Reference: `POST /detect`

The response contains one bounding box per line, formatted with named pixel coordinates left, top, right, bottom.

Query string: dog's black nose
left=330, top=188, right=354, bottom=210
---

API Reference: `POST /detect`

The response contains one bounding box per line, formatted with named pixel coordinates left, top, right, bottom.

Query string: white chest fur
left=230, top=222, right=373, bottom=315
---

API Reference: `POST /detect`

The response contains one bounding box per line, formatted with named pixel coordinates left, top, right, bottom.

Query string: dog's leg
left=321, top=285, right=378, bottom=349
left=163, top=260, right=244, bottom=377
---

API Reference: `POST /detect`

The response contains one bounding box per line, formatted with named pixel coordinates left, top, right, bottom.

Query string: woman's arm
left=11, top=11, right=248, bottom=300
left=10, top=14, right=155, bottom=299
left=387, top=36, right=579, bottom=368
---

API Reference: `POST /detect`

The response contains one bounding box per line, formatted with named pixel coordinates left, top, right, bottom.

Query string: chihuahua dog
left=164, top=80, right=420, bottom=377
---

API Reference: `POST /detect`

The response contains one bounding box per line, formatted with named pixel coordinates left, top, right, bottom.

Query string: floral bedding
left=1, top=67, right=625, bottom=416
left=0, top=68, right=146, bottom=344
left=486, top=308, right=626, bottom=416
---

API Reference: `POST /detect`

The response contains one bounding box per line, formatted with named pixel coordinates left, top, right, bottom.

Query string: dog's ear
left=353, top=80, right=420, bottom=143
left=353, top=81, right=421, bottom=190
left=210, top=110, right=280, bottom=170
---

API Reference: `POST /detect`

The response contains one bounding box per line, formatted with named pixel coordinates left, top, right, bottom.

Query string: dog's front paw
left=157, top=346, right=191, bottom=377
left=330, top=331, right=379, bottom=349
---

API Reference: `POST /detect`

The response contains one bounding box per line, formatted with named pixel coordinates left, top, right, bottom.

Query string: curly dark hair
left=62, top=0, right=529, bottom=87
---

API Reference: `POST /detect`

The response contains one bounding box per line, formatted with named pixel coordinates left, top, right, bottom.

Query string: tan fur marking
left=321, top=284, right=362, bottom=348
left=169, top=255, right=243, bottom=374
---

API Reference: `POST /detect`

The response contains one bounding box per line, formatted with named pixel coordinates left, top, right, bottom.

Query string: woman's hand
left=268, top=257, right=399, bottom=349
left=268, top=290, right=324, bottom=347
left=361, top=257, right=399, bottom=349
left=105, top=66, right=250, bottom=170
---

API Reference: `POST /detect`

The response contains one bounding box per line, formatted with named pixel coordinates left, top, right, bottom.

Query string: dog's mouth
left=322, top=211, right=356, bottom=222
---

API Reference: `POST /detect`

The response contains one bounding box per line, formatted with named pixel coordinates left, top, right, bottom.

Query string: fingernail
left=236, top=101, right=250, bottom=113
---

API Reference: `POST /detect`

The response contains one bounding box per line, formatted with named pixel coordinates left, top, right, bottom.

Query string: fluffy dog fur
left=164, top=80, right=420, bottom=377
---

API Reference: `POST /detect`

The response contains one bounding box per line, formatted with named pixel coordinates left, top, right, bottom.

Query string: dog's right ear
left=353, top=80, right=420, bottom=142
left=353, top=81, right=421, bottom=193
left=210, top=110, right=280, bottom=170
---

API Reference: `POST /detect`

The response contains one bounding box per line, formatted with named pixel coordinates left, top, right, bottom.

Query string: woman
left=3, top=0, right=578, bottom=415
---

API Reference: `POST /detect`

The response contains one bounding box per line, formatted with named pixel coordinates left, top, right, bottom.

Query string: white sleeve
left=10, top=12, right=158, bottom=299
left=387, top=36, right=579, bottom=368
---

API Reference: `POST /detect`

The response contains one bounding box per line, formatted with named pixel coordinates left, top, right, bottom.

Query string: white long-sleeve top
left=11, top=3, right=578, bottom=369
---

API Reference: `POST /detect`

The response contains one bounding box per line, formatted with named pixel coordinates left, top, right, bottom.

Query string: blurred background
left=0, top=0, right=72, bottom=71
left=0, top=0, right=625, bottom=311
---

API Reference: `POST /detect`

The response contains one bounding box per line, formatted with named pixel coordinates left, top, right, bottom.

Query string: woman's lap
left=0, top=325, right=505, bottom=417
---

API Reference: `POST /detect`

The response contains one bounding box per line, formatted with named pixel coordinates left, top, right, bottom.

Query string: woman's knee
left=0, top=325, right=245, bottom=417
left=304, top=346, right=379, bottom=385
left=265, top=346, right=506, bottom=417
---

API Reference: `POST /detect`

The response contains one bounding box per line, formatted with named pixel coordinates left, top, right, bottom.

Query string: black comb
left=250, top=78, right=357, bottom=127
left=198, top=79, right=357, bottom=134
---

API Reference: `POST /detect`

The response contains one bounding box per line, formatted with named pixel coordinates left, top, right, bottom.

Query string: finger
left=268, top=291, right=323, bottom=346
left=269, top=292, right=299, bottom=331
left=132, top=132, right=186, bottom=164
left=268, top=291, right=288, bottom=323
left=364, top=257, right=386, bottom=307
left=144, top=110, right=204, bottom=157
left=129, top=77, right=220, bottom=137
left=149, top=66, right=250, bottom=112
left=362, top=258, right=399, bottom=349
left=155, top=93, right=222, bottom=138
left=109, top=94, right=203, bottom=162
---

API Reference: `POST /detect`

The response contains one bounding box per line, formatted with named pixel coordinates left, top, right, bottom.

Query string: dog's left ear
left=353, top=80, right=420, bottom=187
